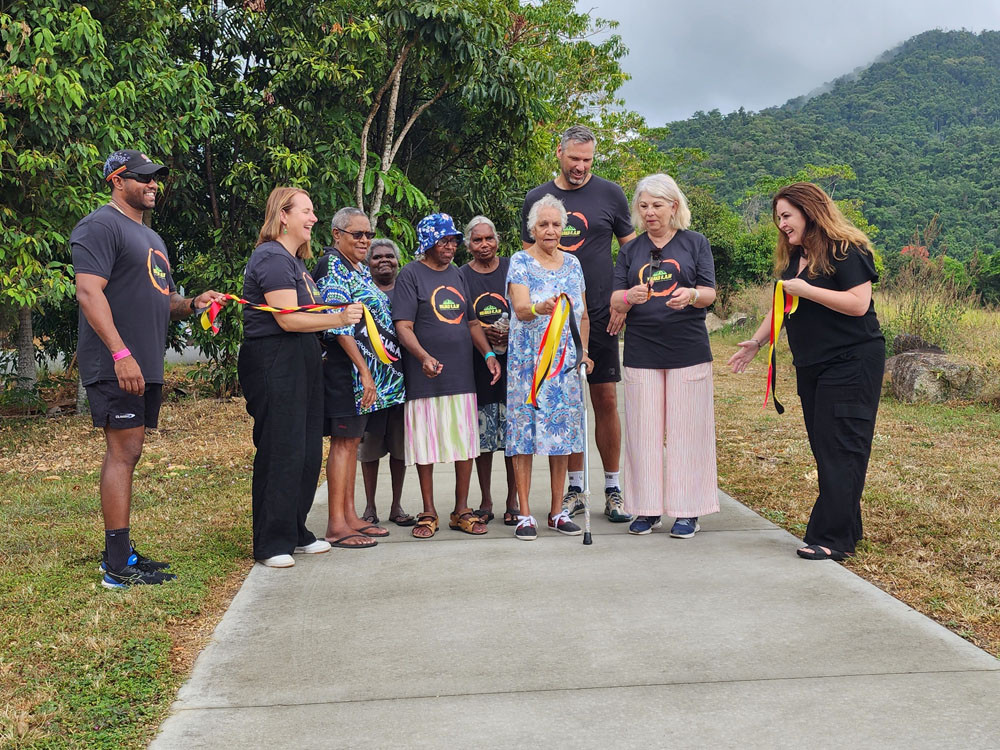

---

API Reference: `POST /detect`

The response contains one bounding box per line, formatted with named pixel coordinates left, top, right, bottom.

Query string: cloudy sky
left=585, top=0, right=1000, bottom=125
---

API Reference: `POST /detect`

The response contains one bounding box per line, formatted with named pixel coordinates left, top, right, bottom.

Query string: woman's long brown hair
left=772, top=182, right=873, bottom=278
left=256, top=187, right=312, bottom=259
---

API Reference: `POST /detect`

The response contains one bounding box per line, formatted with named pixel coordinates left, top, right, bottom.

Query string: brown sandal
left=412, top=512, right=438, bottom=539
left=449, top=511, right=488, bottom=535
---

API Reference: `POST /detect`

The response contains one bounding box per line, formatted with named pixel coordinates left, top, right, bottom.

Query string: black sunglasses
left=338, top=229, right=376, bottom=240
left=650, top=248, right=664, bottom=285
left=120, top=172, right=158, bottom=184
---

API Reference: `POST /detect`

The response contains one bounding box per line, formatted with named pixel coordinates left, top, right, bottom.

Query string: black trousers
left=238, top=333, right=323, bottom=559
left=795, top=339, right=884, bottom=554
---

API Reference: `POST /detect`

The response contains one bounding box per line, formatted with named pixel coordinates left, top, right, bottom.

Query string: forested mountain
left=663, top=30, right=1000, bottom=262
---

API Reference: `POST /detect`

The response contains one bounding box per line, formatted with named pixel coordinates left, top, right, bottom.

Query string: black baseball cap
left=103, top=149, right=169, bottom=182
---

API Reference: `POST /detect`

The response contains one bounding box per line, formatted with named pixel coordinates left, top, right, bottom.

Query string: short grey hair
left=631, top=173, right=692, bottom=232
left=560, top=125, right=596, bottom=150
left=525, top=194, right=568, bottom=240
left=366, top=237, right=401, bottom=265
left=464, top=215, right=497, bottom=244
left=331, top=206, right=367, bottom=233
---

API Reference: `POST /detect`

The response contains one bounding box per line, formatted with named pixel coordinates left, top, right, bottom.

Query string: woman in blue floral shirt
left=313, top=207, right=405, bottom=548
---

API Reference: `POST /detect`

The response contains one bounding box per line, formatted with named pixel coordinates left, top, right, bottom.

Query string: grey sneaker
left=562, top=487, right=585, bottom=517
left=604, top=488, right=632, bottom=522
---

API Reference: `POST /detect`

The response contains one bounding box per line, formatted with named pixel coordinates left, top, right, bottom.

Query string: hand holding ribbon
left=526, top=293, right=583, bottom=409
left=763, top=280, right=799, bottom=414
left=200, top=293, right=397, bottom=365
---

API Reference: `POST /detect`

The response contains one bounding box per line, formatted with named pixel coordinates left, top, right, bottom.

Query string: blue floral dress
left=318, top=254, right=405, bottom=414
left=505, top=250, right=585, bottom=456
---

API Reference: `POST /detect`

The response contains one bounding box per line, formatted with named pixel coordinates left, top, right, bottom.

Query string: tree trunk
left=15, top=305, right=36, bottom=388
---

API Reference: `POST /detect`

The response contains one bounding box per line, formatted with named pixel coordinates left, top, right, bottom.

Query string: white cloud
left=585, top=0, right=1000, bottom=124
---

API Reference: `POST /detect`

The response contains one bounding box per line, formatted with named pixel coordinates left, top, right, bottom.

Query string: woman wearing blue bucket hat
left=392, top=213, right=501, bottom=539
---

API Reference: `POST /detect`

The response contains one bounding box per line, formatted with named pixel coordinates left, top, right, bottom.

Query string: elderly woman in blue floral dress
left=506, top=194, right=593, bottom=541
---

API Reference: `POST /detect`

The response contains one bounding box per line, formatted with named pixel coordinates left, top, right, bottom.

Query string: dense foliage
left=3, top=0, right=668, bottom=393
left=662, top=29, right=1000, bottom=298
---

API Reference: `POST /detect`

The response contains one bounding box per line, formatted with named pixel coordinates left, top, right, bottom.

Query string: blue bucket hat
left=416, top=213, right=463, bottom=255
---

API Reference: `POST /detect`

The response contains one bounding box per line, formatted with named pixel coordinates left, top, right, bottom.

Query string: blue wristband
left=484, top=351, right=497, bottom=361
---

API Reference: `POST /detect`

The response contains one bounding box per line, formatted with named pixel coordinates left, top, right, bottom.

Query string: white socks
left=604, top=471, right=620, bottom=491
left=567, top=471, right=584, bottom=490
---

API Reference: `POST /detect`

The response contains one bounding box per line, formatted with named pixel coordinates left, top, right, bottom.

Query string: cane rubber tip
left=583, top=532, right=593, bottom=545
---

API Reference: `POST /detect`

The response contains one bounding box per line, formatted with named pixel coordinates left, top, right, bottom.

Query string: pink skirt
left=403, top=393, right=479, bottom=466
left=622, top=363, right=719, bottom=517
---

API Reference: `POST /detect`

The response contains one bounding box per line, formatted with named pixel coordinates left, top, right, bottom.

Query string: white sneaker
left=294, top=540, right=331, bottom=554
left=258, top=554, right=295, bottom=568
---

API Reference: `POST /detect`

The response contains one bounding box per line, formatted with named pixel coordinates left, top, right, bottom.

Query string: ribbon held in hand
left=527, top=293, right=583, bottom=409
left=201, top=293, right=397, bottom=365
left=763, top=280, right=798, bottom=414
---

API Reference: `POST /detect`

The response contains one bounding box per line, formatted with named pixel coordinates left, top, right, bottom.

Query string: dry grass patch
left=712, top=334, right=1000, bottom=657
left=0, top=396, right=255, bottom=748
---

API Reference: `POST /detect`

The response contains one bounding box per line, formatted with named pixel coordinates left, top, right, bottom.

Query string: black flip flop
left=357, top=523, right=389, bottom=538
left=473, top=509, right=495, bottom=523
left=389, top=513, right=416, bottom=527
left=796, top=544, right=848, bottom=561
left=327, top=534, right=377, bottom=549
left=503, top=510, right=519, bottom=526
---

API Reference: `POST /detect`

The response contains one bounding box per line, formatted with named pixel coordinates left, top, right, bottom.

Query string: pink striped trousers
left=622, top=363, right=720, bottom=518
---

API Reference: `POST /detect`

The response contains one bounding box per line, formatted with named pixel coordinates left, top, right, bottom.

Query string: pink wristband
left=621, top=289, right=630, bottom=305
left=112, top=348, right=131, bottom=361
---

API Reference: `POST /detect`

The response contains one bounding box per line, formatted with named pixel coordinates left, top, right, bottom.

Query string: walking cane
left=579, top=362, right=593, bottom=545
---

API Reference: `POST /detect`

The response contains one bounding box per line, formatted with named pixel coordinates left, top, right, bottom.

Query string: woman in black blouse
left=729, top=182, right=884, bottom=561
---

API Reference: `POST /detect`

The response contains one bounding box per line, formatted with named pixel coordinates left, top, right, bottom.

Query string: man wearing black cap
left=72, top=150, right=227, bottom=589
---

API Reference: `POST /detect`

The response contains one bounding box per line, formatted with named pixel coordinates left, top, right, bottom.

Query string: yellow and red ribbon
left=201, top=293, right=397, bottom=365
left=763, top=280, right=798, bottom=414
left=526, top=293, right=582, bottom=409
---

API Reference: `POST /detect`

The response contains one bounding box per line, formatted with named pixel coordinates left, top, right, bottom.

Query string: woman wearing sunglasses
left=611, top=173, right=719, bottom=538
left=392, top=213, right=501, bottom=539
left=313, top=207, right=405, bottom=549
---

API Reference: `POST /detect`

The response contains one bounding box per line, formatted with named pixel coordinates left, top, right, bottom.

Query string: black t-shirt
left=459, top=257, right=510, bottom=405
left=71, top=205, right=176, bottom=385
left=613, top=231, right=716, bottom=369
left=242, top=241, right=323, bottom=339
left=392, top=261, right=476, bottom=399
left=781, top=245, right=883, bottom=367
left=521, top=175, right=633, bottom=321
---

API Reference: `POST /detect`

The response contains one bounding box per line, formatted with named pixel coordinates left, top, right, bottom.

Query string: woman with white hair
left=611, top=174, right=719, bottom=538
left=459, top=216, right=519, bottom=526
left=506, top=195, right=593, bottom=541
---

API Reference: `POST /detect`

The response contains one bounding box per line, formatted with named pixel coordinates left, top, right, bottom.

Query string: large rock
left=704, top=312, right=725, bottom=333
left=887, top=351, right=983, bottom=403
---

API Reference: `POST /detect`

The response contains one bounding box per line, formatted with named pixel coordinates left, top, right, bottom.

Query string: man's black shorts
left=324, top=412, right=368, bottom=439
left=586, top=314, right=621, bottom=384
left=86, top=380, right=163, bottom=429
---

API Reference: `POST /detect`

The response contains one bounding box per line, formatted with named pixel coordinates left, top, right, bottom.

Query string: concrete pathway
left=152, top=394, right=1000, bottom=749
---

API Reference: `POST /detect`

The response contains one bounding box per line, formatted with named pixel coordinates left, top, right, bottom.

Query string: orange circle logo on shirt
left=473, top=292, right=509, bottom=327
left=559, top=211, right=589, bottom=253
left=638, top=258, right=680, bottom=297
left=430, top=285, right=466, bottom=324
left=146, top=248, right=171, bottom=295
left=302, top=272, right=321, bottom=304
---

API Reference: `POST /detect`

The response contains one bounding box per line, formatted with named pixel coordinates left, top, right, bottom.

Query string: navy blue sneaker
left=628, top=516, right=662, bottom=535
left=669, top=517, right=700, bottom=538
left=99, top=546, right=171, bottom=574
left=101, top=564, right=176, bottom=590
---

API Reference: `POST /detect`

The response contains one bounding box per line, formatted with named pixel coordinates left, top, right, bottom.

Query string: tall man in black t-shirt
left=73, top=150, right=227, bottom=589
left=521, top=126, right=636, bottom=522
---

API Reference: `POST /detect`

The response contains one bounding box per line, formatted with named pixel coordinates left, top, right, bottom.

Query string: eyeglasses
left=436, top=236, right=460, bottom=247
left=337, top=229, right=377, bottom=240
left=121, top=172, right=158, bottom=184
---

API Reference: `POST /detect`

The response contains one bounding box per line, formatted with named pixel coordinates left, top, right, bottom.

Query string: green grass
left=0, top=399, right=255, bottom=748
